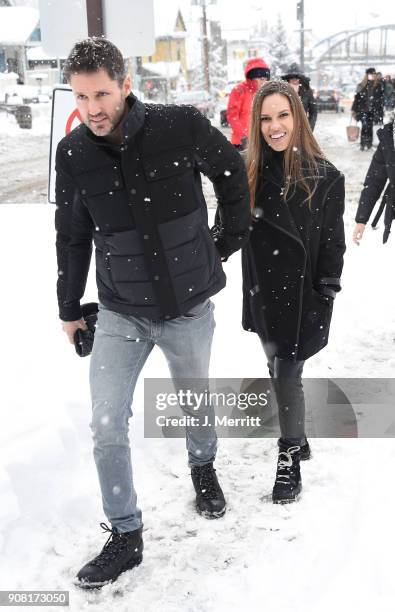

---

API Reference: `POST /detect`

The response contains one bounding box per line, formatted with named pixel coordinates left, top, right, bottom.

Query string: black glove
left=74, top=302, right=99, bottom=357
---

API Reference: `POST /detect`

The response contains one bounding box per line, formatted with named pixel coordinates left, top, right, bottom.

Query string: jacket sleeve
left=55, top=144, right=94, bottom=321
left=351, top=89, right=362, bottom=114
left=190, top=108, right=251, bottom=258
left=315, top=173, right=346, bottom=298
left=307, top=91, right=317, bottom=131
left=355, top=144, right=388, bottom=224
left=226, top=85, right=247, bottom=143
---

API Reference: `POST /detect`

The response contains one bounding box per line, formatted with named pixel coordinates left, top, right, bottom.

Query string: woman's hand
left=352, top=223, right=366, bottom=245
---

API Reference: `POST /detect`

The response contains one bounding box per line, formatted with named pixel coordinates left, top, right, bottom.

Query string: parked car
left=314, top=89, right=341, bottom=112
left=176, top=90, right=215, bottom=117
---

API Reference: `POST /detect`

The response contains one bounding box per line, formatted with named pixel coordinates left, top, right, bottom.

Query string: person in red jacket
left=227, top=58, right=271, bottom=149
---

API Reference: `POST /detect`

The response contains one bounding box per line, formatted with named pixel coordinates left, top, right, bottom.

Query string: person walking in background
left=352, top=67, right=384, bottom=150
left=281, top=63, right=317, bottom=131
left=383, top=75, right=395, bottom=111
left=56, top=37, right=250, bottom=588
left=353, top=115, right=395, bottom=245
left=242, top=80, right=345, bottom=504
left=227, top=57, right=271, bottom=150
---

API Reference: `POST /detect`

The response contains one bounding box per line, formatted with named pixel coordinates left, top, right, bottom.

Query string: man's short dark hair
left=63, top=37, right=127, bottom=86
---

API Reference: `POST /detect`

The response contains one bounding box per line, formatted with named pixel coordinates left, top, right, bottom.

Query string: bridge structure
left=310, top=24, right=395, bottom=69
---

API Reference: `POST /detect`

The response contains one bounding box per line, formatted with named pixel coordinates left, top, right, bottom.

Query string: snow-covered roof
left=142, top=61, right=182, bottom=79
left=26, top=46, right=65, bottom=61
left=0, top=71, right=18, bottom=80
left=153, top=1, right=186, bottom=38
left=0, top=7, right=39, bottom=45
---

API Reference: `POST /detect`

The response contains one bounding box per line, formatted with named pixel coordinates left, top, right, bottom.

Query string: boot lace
left=275, top=446, right=300, bottom=485
left=193, top=465, right=220, bottom=500
left=91, top=522, right=130, bottom=569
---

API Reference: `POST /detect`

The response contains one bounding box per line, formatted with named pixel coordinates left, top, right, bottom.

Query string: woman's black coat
left=355, top=121, right=395, bottom=243
left=352, top=81, right=384, bottom=124
left=242, top=156, right=346, bottom=361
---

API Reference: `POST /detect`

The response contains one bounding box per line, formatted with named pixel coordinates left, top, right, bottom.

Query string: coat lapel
left=255, top=177, right=305, bottom=248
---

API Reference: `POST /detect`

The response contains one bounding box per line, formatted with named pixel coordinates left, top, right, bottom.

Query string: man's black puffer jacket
left=55, top=95, right=251, bottom=321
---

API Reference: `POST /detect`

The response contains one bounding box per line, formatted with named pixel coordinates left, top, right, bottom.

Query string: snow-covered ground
left=1, top=111, right=395, bottom=611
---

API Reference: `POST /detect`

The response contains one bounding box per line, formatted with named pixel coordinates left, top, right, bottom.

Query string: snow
left=0, top=6, right=39, bottom=45
left=142, top=61, right=182, bottom=79
left=26, top=45, right=64, bottom=61
left=1, top=112, right=395, bottom=610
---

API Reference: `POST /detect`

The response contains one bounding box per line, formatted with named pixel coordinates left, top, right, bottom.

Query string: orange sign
left=65, top=108, right=82, bottom=135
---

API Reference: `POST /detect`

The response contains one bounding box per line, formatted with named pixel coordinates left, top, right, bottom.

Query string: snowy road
left=1, top=108, right=395, bottom=612
left=0, top=105, right=50, bottom=204
left=0, top=106, right=371, bottom=207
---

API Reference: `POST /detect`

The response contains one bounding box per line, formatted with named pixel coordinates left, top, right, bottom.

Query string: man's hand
left=62, top=318, right=88, bottom=344
left=353, top=223, right=366, bottom=245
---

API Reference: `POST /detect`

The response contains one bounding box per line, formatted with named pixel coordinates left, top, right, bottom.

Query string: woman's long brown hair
left=246, top=80, right=325, bottom=209
left=358, top=74, right=381, bottom=91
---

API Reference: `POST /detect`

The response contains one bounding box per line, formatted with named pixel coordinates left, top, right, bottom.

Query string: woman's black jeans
left=260, top=340, right=306, bottom=445
left=360, top=111, right=374, bottom=148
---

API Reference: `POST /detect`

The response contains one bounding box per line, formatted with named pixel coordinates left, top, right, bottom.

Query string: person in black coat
left=352, top=67, right=384, bottom=150
left=281, top=64, right=317, bottom=131
left=243, top=80, right=346, bottom=503
left=353, top=118, right=395, bottom=245
left=56, top=38, right=250, bottom=588
left=383, top=75, right=395, bottom=111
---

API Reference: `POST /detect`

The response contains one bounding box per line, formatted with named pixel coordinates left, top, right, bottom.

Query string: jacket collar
left=122, top=94, right=146, bottom=140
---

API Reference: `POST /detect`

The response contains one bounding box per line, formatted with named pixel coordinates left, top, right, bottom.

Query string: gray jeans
left=261, top=340, right=306, bottom=444
left=89, top=299, right=217, bottom=533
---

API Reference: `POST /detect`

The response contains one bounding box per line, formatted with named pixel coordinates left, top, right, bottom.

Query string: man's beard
left=87, top=98, right=126, bottom=136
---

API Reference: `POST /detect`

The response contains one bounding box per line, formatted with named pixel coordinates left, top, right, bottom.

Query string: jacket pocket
left=181, top=298, right=212, bottom=320
left=299, top=289, right=333, bottom=357
left=102, top=242, right=120, bottom=296
left=199, top=223, right=219, bottom=279
left=75, top=164, right=124, bottom=197
left=143, top=148, right=194, bottom=181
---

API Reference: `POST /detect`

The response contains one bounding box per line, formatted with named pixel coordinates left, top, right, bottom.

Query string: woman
left=353, top=116, right=395, bottom=245
left=242, top=80, right=346, bottom=503
left=281, top=63, right=317, bottom=131
left=351, top=67, right=384, bottom=151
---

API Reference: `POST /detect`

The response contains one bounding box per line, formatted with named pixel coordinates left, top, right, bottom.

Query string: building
left=145, top=8, right=187, bottom=71
left=0, top=5, right=40, bottom=81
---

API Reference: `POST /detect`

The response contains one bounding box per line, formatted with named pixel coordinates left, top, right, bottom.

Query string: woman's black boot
left=272, top=444, right=302, bottom=504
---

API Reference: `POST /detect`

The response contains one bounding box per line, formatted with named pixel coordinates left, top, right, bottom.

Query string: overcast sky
left=21, top=0, right=395, bottom=45
left=162, top=0, right=395, bottom=41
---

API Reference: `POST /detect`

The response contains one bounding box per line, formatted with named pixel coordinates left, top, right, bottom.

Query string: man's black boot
left=191, top=462, right=226, bottom=519
left=272, top=445, right=302, bottom=504
left=75, top=522, right=143, bottom=589
left=278, top=437, right=311, bottom=461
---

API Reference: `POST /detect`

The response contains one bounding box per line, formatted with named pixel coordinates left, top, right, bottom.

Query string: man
left=227, top=57, right=270, bottom=150
left=55, top=38, right=250, bottom=588
left=281, top=63, right=317, bottom=131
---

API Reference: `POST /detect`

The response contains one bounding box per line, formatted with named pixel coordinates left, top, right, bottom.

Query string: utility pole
left=296, top=0, right=304, bottom=71
left=192, top=0, right=217, bottom=93
left=201, top=0, right=211, bottom=92
left=86, top=0, right=105, bottom=37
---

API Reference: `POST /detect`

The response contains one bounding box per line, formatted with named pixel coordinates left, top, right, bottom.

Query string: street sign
left=38, top=0, right=155, bottom=57
left=48, top=88, right=81, bottom=204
